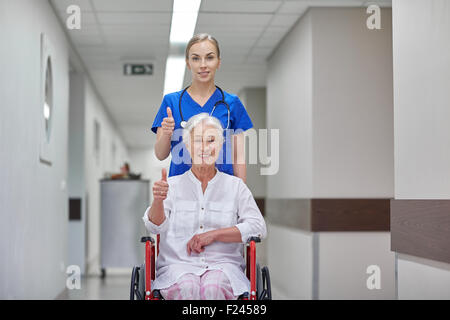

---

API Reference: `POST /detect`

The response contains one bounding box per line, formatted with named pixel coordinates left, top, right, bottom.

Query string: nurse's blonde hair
left=182, top=113, right=224, bottom=147
left=185, top=33, right=221, bottom=60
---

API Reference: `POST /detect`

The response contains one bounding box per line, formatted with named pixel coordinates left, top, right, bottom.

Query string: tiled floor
left=59, top=273, right=132, bottom=300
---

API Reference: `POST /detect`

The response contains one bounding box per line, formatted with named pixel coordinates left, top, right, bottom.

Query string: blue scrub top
left=151, top=88, right=253, bottom=177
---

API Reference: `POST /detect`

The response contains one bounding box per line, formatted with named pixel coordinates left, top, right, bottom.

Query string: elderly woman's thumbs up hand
left=152, top=168, right=169, bottom=201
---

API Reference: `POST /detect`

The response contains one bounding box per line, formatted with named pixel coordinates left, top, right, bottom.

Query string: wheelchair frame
left=130, top=234, right=271, bottom=300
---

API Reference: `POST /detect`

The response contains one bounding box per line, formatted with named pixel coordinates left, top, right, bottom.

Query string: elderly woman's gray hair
left=182, top=113, right=224, bottom=146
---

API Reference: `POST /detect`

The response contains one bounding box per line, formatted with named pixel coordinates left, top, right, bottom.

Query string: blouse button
left=200, top=225, right=203, bottom=229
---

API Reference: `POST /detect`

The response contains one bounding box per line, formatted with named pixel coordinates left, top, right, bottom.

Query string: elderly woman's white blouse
left=142, top=168, right=267, bottom=296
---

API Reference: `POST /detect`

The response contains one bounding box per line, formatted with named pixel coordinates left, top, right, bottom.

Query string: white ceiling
left=50, top=0, right=391, bottom=149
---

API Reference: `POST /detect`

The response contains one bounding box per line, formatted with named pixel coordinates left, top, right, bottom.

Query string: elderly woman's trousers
left=159, top=269, right=239, bottom=300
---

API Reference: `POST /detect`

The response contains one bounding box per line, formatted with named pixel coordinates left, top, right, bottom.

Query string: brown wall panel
left=391, top=199, right=450, bottom=264
left=254, top=198, right=265, bottom=217
left=311, top=199, right=391, bottom=231
left=265, top=198, right=390, bottom=231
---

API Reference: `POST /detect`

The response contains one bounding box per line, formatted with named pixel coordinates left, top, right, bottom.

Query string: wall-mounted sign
left=123, top=64, right=153, bottom=76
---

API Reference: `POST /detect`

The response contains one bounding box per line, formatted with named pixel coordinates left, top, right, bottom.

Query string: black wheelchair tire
left=138, top=263, right=146, bottom=299
left=261, top=266, right=272, bottom=300
left=130, top=265, right=140, bottom=300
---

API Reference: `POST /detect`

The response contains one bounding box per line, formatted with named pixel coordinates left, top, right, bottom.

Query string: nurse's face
left=186, top=40, right=221, bottom=84
left=188, top=123, right=222, bottom=166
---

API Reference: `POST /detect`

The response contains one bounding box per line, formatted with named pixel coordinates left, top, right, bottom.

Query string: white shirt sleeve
left=234, top=179, right=267, bottom=243
left=142, top=184, right=173, bottom=234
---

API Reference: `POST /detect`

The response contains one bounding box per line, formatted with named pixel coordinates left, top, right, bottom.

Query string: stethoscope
left=179, top=85, right=230, bottom=129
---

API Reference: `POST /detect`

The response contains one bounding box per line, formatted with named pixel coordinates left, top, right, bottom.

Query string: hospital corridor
left=1, top=0, right=450, bottom=302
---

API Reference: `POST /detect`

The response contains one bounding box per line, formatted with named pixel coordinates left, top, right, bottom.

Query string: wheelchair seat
left=130, top=235, right=271, bottom=300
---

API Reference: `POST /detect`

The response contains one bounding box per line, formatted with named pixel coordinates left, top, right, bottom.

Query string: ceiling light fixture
left=170, top=0, right=202, bottom=44
left=163, top=0, right=201, bottom=96
left=163, top=55, right=186, bottom=96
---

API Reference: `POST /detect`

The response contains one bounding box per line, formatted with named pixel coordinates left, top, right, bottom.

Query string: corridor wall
left=392, top=0, right=450, bottom=299
left=266, top=7, right=395, bottom=299
left=68, top=72, right=129, bottom=277
left=0, top=0, right=130, bottom=298
left=0, top=0, right=70, bottom=299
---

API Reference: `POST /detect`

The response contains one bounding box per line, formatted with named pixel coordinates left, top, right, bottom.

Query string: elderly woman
left=142, top=113, right=267, bottom=300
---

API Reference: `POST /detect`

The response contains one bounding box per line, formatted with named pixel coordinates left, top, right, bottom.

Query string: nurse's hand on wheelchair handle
left=161, top=107, right=175, bottom=137
left=152, top=168, right=169, bottom=201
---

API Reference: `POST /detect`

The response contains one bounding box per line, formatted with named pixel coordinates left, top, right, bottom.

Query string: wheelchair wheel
left=138, top=263, right=146, bottom=299
left=256, top=263, right=263, bottom=299
left=260, top=266, right=272, bottom=300
left=130, top=265, right=140, bottom=300
left=130, top=264, right=146, bottom=300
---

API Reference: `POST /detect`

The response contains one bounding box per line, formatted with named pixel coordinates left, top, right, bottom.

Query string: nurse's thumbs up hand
left=161, top=107, right=175, bottom=137
left=152, top=168, right=169, bottom=202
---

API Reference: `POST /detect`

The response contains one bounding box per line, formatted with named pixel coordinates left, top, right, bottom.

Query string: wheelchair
left=130, top=234, right=272, bottom=300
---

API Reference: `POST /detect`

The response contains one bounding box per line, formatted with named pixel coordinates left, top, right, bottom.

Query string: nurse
left=151, top=33, right=253, bottom=182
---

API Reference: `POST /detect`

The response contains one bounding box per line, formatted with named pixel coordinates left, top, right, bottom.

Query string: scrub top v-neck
left=185, top=88, right=217, bottom=109
left=151, top=88, right=253, bottom=177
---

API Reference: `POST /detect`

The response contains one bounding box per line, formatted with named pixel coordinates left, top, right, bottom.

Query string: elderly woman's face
left=188, top=123, right=222, bottom=166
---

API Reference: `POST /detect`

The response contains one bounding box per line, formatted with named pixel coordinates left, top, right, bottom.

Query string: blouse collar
left=187, top=167, right=220, bottom=186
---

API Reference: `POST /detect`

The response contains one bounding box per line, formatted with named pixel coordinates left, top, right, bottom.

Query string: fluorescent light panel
left=163, top=0, right=201, bottom=96
left=170, top=0, right=202, bottom=44
left=163, top=56, right=186, bottom=96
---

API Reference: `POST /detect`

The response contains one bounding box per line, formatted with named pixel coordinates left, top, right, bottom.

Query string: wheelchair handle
left=247, top=236, right=261, bottom=243
left=141, top=236, right=154, bottom=243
